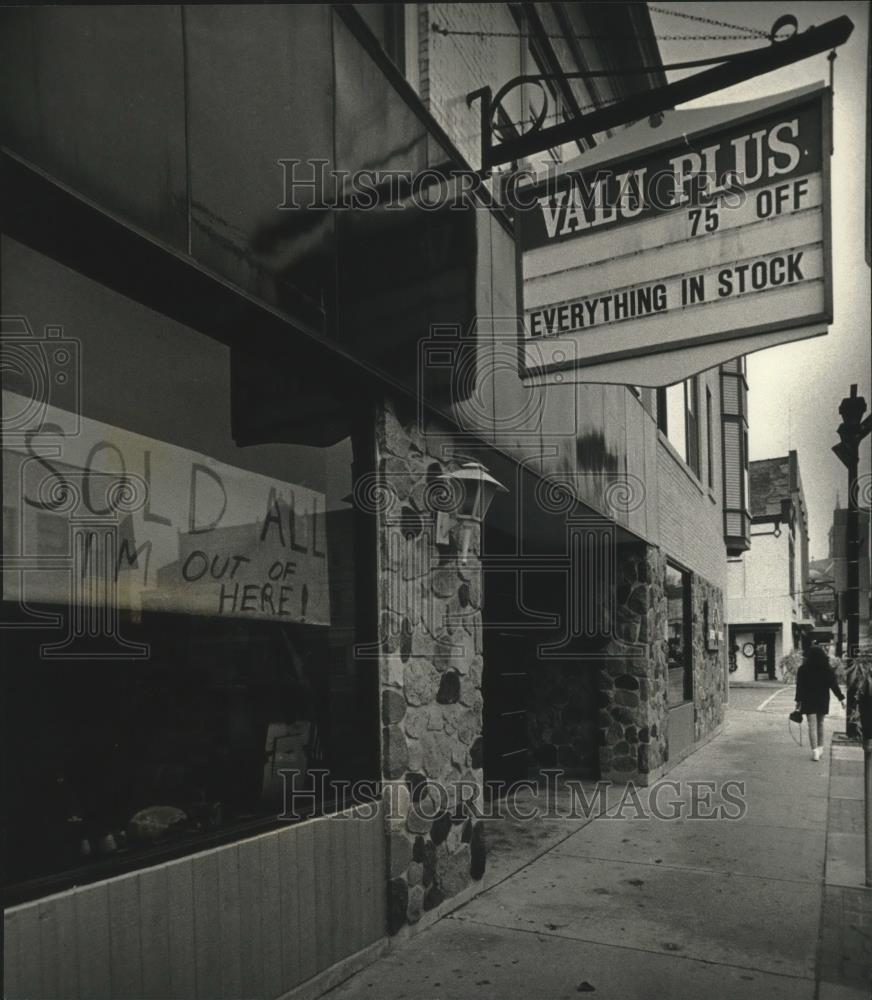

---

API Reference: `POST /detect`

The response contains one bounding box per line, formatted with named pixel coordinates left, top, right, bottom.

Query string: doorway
left=479, top=463, right=607, bottom=789
left=482, top=623, right=532, bottom=787
left=753, top=632, right=776, bottom=679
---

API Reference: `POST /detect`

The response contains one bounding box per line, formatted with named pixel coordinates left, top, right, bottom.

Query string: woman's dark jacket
left=795, top=661, right=844, bottom=716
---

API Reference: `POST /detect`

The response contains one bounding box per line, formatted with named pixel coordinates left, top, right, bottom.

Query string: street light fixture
left=440, top=461, right=506, bottom=565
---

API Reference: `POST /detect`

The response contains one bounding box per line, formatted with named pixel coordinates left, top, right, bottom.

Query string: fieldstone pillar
left=373, top=398, right=486, bottom=933
left=598, top=543, right=669, bottom=783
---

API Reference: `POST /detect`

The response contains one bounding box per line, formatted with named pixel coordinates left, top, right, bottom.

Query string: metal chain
left=430, top=23, right=785, bottom=43
left=648, top=3, right=769, bottom=39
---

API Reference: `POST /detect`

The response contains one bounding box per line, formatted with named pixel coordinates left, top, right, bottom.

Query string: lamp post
left=832, top=384, right=872, bottom=737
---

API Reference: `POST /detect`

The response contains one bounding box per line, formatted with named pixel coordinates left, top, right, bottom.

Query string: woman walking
left=794, top=644, right=845, bottom=760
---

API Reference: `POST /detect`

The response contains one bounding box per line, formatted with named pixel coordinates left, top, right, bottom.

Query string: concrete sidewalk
left=325, top=695, right=870, bottom=999
left=819, top=738, right=872, bottom=998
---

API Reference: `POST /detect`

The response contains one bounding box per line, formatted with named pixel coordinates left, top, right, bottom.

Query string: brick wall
left=419, top=3, right=525, bottom=168
left=656, top=369, right=726, bottom=591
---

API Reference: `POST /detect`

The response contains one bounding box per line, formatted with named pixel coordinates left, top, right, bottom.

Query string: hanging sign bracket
left=467, top=14, right=853, bottom=172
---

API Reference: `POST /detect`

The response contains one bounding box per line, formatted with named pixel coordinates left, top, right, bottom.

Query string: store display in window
left=0, top=241, right=376, bottom=898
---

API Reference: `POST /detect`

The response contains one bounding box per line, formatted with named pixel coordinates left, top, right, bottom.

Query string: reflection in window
left=658, top=379, right=701, bottom=479
left=665, top=562, right=692, bottom=706
left=1, top=241, right=376, bottom=892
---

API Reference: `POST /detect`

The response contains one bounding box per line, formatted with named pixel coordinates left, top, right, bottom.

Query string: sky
left=651, top=1, right=871, bottom=560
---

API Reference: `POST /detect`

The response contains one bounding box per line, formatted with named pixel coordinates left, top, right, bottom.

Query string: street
left=326, top=688, right=864, bottom=1000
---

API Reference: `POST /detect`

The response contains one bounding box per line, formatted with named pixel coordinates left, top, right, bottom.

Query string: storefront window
left=665, top=562, right=692, bottom=705
left=1, top=239, right=376, bottom=895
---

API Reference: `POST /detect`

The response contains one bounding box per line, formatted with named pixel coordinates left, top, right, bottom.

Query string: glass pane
left=687, top=376, right=698, bottom=415
left=333, top=13, right=478, bottom=401
left=665, top=563, right=689, bottom=705
left=706, top=388, right=714, bottom=488
left=0, top=6, right=188, bottom=251
left=1, top=238, right=375, bottom=887
left=185, top=5, right=336, bottom=333
left=665, top=383, right=686, bottom=460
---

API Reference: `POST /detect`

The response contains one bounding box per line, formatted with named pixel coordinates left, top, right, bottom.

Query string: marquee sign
left=519, top=85, right=832, bottom=386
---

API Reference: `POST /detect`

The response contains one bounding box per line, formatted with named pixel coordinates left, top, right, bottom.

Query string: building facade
left=727, top=451, right=812, bottom=680
left=2, top=5, right=739, bottom=997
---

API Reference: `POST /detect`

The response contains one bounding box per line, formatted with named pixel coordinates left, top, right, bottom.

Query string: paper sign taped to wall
left=1, top=392, right=331, bottom=624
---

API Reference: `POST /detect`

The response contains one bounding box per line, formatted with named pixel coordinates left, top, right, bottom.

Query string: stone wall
left=373, top=396, right=726, bottom=929
left=375, top=397, right=486, bottom=934
left=692, top=576, right=727, bottom=741
left=597, top=543, right=726, bottom=783
left=598, top=544, right=669, bottom=784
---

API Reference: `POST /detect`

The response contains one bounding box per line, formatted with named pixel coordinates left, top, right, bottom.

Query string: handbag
left=789, top=709, right=803, bottom=723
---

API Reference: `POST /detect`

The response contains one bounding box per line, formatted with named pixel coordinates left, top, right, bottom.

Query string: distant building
left=806, top=556, right=838, bottom=626
left=727, top=451, right=812, bottom=680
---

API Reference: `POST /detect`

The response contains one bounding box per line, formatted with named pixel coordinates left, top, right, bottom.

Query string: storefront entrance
left=480, top=476, right=603, bottom=789
left=482, top=624, right=532, bottom=786
left=753, top=632, right=777, bottom=679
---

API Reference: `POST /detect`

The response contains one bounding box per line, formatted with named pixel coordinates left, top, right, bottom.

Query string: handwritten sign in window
left=2, top=392, right=331, bottom=624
